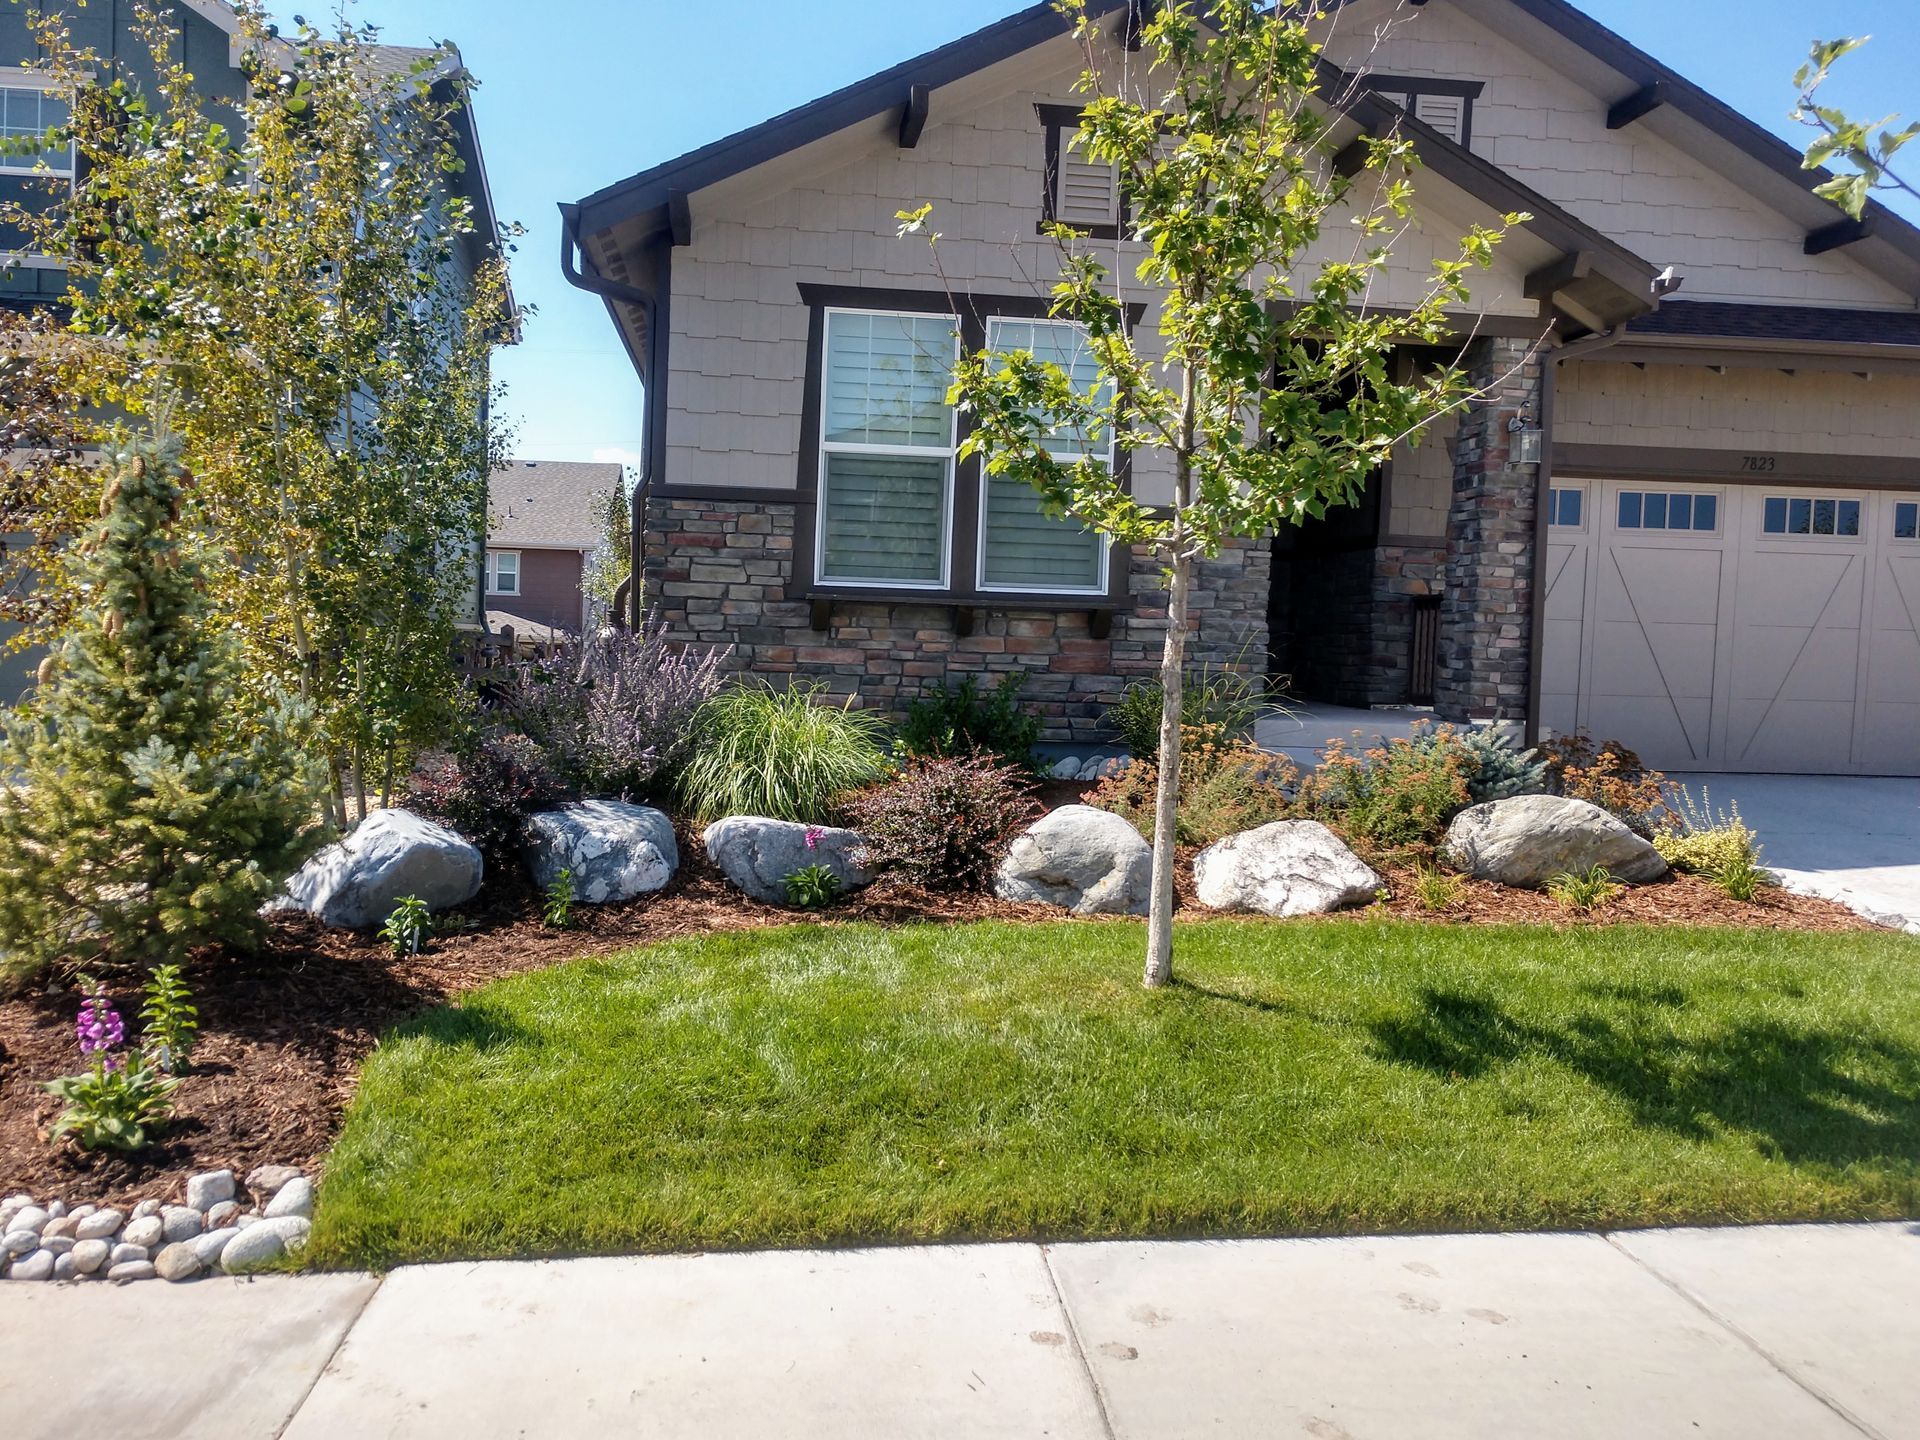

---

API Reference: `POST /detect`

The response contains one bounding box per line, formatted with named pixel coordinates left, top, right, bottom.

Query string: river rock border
left=1, top=1165, right=313, bottom=1284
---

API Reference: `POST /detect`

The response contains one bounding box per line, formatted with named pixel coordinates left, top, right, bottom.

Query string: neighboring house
left=486, top=460, right=623, bottom=639
left=1, top=0, right=504, bottom=702
left=563, top=0, right=1920, bottom=777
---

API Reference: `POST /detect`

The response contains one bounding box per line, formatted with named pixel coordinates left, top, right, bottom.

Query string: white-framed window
left=1762, top=495, right=1862, bottom=538
left=978, top=317, right=1110, bottom=594
left=1547, top=486, right=1586, bottom=529
left=816, top=308, right=960, bottom=588
left=485, top=549, right=520, bottom=595
left=0, top=78, right=72, bottom=178
left=1617, top=489, right=1720, bottom=533
left=1889, top=500, right=1916, bottom=542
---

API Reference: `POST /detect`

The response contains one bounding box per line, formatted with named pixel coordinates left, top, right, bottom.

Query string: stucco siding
left=1322, top=0, right=1912, bottom=311
left=1557, top=362, right=1920, bottom=456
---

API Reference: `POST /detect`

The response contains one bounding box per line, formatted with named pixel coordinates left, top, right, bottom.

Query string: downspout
left=559, top=202, right=654, bottom=630
left=1525, top=322, right=1634, bottom=745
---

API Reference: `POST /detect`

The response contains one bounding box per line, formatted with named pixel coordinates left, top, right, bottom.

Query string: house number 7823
left=1740, top=455, right=1778, bottom=472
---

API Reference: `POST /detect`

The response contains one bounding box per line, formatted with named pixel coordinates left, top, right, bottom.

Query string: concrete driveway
left=5, top=1225, right=1918, bottom=1439
left=1669, top=773, right=1920, bottom=934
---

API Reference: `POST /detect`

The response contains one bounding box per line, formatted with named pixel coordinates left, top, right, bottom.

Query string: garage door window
left=1762, top=496, right=1861, bottom=538
left=1895, top=501, right=1918, bottom=541
left=1548, top=487, right=1585, bottom=528
left=1617, top=490, right=1718, bottom=532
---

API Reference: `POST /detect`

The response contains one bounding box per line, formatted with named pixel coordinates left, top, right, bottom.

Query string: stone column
left=1433, top=336, right=1546, bottom=726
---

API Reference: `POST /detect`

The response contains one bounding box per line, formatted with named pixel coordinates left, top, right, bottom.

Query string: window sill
left=801, top=589, right=1120, bottom=638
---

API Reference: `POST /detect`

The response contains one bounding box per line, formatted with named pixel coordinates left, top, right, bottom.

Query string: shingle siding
left=1558, top=364, right=1920, bottom=456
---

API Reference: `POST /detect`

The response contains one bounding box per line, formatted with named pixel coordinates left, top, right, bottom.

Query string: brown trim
left=1605, top=82, right=1666, bottom=131
left=1377, top=531, right=1449, bottom=549
left=790, top=281, right=1139, bottom=612
left=1526, top=356, right=1557, bottom=747
left=1556, top=444, right=1920, bottom=489
left=1587, top=342, right=1920, bottom=377
left=899, top=84, right=930, bottom=149
left=650, top=485, right=803, bottom=506
left=1357, top=74, right=1484, bottom=150
left=1266, top=299, right=1553, bottom=342
left=1036, top=103, right=1124, bottom=241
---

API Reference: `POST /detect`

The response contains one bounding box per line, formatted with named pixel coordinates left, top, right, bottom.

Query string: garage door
left=1542, top=481, right=1920, bottom=775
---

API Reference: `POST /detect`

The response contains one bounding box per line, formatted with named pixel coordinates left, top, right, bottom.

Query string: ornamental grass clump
left=1109, top=662, right=1276, bottom=761
left=44, top=982, right=177, bottom=1152
left=680, top=682, right=892, bottom=825
left=845, top=756, right=1035, bottom=892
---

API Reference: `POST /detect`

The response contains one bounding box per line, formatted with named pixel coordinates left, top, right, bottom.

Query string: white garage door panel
left=1546, top=480, right=1919, bottom=776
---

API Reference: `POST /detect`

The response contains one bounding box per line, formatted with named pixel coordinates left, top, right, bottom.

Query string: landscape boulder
left=1193, top=821, right=1384, bottom=917
left=994, top=805, right=1151, bottom=916
left=1442, top=794, right=1669, bottom=889
left=277, top=808, right=483, bottom=930
left=524, top=800, right=678, bottom=904
left=702, top=818, right=873, bottom=905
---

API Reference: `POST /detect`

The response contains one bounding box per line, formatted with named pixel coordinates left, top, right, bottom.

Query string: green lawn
left=309, top=920, right=1920, bottom=1268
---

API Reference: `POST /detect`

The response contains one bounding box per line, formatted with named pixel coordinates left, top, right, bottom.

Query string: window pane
left=1562, top=490, right=1583, bottom=527
left=982, top=475, right=1103, bottom=590
left=1812, top=499, right=1836, bottom=535
left=1764, top=497, right=1788, bottom=533
left=1789, top=498, right=1813, bottom=535
left=821, top=453, right=948, bottom=583
left=1897, top=502, right=1918, bottom=540
left=1837, top=500, right=1861, bottom=537
left=1693, top=494, right=1717, bottom=531
left=1667, top=493, right=1691, bottom=531
left=823, top=312, right=955, bottom=449
left=1643, top=492, right=1668, bottom=529
left=1618, top=492, right=1642, bottom=529
left=987, top=318, right=1110, bottom=458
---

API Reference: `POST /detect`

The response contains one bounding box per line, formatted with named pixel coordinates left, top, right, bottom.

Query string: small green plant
left=1110, top=660, right=1277, bottom=760
left=542, top=868, right=577, bottom=929
left=1713, top=848, right=1769, bottom=904
left=1656, top=786, right=1763, bottom=871
left=1412, top=865, right=1468, bottom=913
left=1546, top=866, right=1625, bottom=913
left=1456, top=727, right=1550, bottom=804
left=681, top=682, right=893, bottom=824
left=380, top=895, right=433, bottom=958
left=784, top=863, right=842, bottom=909
left=46, top=982, right=177, bottom=1152
left=138, top=962, right=198, bottom=1076
left=900, top=673, right=1043, bottom=774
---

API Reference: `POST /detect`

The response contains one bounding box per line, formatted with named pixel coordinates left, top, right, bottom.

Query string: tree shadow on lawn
left=392, top=1001, right=538, bottom=1053
left=1371, top=987, right=1920, bottom=1167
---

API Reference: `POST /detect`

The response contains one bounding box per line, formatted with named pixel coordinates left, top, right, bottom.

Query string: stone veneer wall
left=1279, top=541, right=1446, bottom=708
left=642, top=495, right=1271, bottom=746
left=1434, top=336, right=1546, bottom=723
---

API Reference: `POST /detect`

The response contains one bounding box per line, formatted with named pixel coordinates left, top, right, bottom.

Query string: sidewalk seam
left=273, top=1271, right=384, bottom=1439
left=1602, top=1233, right=1886, bottom=1440
left=1040, top=1244, right=1119, bottom=1440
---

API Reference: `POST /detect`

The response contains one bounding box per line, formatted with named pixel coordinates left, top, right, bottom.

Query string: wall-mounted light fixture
left=1507, top=413, right=1544, bottom=468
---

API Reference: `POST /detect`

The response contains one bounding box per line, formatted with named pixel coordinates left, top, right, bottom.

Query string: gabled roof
left=489, top=460, right=622, bottom=550
left=1627, top=301, right=1920, bottom=350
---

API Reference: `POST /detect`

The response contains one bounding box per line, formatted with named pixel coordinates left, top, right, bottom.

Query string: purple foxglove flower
left=804, top=826, right=824, bottom=850
left=76, top=992, right=124, bottom=1058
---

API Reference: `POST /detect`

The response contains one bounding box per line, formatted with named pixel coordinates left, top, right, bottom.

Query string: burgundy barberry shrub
left=406, top=733, right=568, bottom=865
left=844, top=756, right=1034, bottom=893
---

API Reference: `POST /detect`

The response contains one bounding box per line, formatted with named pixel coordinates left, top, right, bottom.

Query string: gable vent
left=1056, top=154, right=1121, bottom=230
left=1411, top=92, right=1467, bottom=145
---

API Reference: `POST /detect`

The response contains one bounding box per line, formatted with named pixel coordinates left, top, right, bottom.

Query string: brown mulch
left=0, top=806, right=1877, bottom=1207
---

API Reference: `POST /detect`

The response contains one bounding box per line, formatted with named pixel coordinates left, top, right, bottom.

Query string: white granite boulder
left=1194, top=821, right=1384, bottom=917
left=1442, top=794, right=1669, bottom=889
left=702, top=817, right=872, bottom=904
left=994, top=805, right=1152, bottom=916
left=278, top=808, right=483, bottom=930
left=524, top=800, right=678, bottom=903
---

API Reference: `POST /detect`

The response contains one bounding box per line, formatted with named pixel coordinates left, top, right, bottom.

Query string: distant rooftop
left=488, top=460, right=623, bottom=550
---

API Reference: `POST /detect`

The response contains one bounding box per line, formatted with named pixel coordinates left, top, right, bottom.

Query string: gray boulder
left=1442, top=794, right=1668, bottom=889
left=9, top=1249, right=54, bottom=1282
left=702, top=817, right=872, bottom=905
left=263, top=1177, right=314, bottom=1221
left=994, top=805, right=1152, bottom=916
left=185, top=1170, right=235, bottom=1213
left=221, top=1217, right=311, bottom=1274
left=278, top=808, right=484, bottom=930
left=1193, top=821, right=1383, bottom=917
left=524, top=801, right=678, bottom=904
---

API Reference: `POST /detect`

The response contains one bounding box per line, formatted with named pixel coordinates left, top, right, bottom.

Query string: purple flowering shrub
left=844, top=756, right=1035, bottom=893
left=44, top=982, right=178, bottom=1152
left=501, top=612, right=730, bottom=799
left=406, top=733, right=569, bottom=867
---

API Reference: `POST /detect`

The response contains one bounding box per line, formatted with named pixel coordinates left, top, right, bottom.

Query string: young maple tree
left=2, top=1, right=520, bottom=826
left=906, top=0, right=1522, bottom=986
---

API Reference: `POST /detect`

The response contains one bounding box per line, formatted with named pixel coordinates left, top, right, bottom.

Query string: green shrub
left=1295, top=729, right=1474, bottom=857
left=1110, top=663, right=1273, bottom=759
left=1456, top=726, right=1550, bottom=804
left=1714, top=849, right=1768, bottom=903
left=380, top=896, right=433, bottom=958
left=1540, top=734, right=1668, bottom=837
left=1656, top=786, right=1770, bottom=903
left=845, top=756, right=1034, bottom=893
left=1088, top=730, right=1297, bottom=846
left=783, top=863, right=842, bottom=909
left=1412, top=865, right=1468, bottom=913
left=1546, top=865, right=1624, bottom=913
left=900, top=673, right=1042, bottom=773
left=680, top=682, right=893, bottom=824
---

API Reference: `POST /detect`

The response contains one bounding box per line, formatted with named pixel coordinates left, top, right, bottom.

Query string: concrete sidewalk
left=4, top=1224, right=1917, bottom=1439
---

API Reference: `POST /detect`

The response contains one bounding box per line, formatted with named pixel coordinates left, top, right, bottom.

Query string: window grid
left=1548, top=487, right=1585, bottom=529
left=1762, top=495, right=1862, bottom=538
left=485, top=550, right=520, bottom=596
left=1615, top=489, right=1719, bottom=533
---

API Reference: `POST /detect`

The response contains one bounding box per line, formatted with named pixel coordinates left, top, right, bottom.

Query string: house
left=562, top=0, right=1920, bottom=776
left=486, top=460, right=623, bottom=640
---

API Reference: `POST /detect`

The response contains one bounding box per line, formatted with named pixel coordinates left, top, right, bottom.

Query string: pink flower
left=804, top=826, right=824, bottom=850
left=75, top=990, right=124, bottom=1058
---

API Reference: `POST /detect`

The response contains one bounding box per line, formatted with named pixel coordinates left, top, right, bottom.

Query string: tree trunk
left=1143, top=550, right=1191, bottom=989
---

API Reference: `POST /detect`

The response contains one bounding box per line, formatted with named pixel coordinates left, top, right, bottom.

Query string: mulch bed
left=0, top=809, right=1876, bottom=1208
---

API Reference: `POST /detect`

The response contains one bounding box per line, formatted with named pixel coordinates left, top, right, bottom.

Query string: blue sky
left=302, top=1, right=1919, bottom=468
